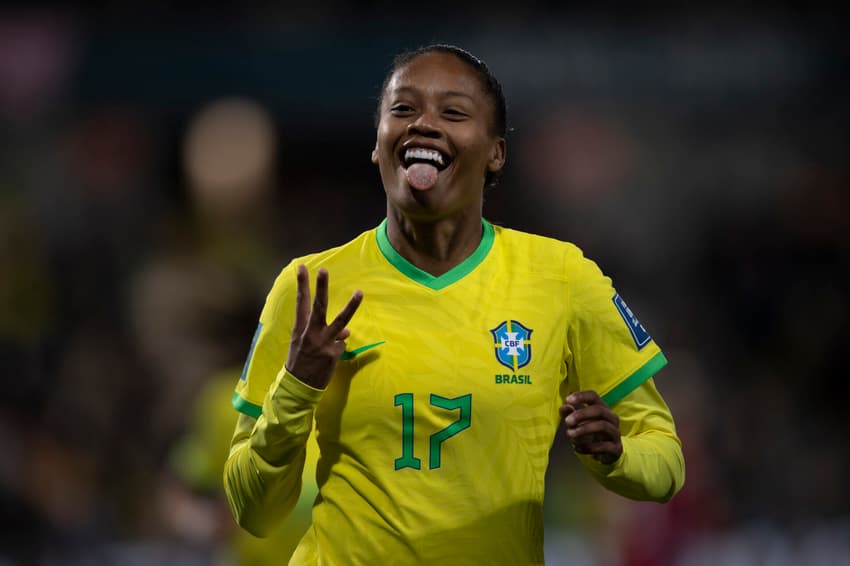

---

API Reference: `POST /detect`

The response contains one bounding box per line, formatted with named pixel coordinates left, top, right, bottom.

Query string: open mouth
left=400, top=147, right=451, bottom=171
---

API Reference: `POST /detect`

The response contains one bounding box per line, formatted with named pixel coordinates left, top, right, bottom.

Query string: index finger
left=326, top=290, right=364, bottom=337
left=565, top=390, right=604, bottom=407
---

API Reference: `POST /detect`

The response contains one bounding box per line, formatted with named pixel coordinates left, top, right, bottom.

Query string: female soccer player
left=224, top=44, right=684, bottom=564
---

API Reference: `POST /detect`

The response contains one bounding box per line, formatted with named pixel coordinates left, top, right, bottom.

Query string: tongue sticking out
left=405, top=163, right=439, bottom=190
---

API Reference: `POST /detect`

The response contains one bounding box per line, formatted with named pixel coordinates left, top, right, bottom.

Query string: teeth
left=404, top=148, right=444, bottom=166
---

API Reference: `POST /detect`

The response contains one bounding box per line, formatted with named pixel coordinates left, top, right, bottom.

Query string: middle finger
left=310, top=268, right=330, bottom=326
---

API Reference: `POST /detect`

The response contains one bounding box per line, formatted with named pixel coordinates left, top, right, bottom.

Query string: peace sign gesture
left=285, top=265, right=364, bottom=389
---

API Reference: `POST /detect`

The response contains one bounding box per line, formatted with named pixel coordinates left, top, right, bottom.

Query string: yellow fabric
left=577, top=377, right=684, bottom=502
left=228, top=411, right=321, bottom=566
left=224, top=221, right=684, bottom=565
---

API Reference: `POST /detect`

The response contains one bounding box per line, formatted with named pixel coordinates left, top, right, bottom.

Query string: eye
left=390, top=104, right=415, bottom=116
left=444, top=108, right=469, bottom=120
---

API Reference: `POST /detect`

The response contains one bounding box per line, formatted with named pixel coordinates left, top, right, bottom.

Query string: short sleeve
left=565, top=247, right=667, bottom=406
left=232, top=261, right=298, bottom=417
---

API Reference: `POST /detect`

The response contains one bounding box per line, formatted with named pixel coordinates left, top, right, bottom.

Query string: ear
left=371, top=144, right=379, bottom=165
left=486, top=137, right=506, bottom=173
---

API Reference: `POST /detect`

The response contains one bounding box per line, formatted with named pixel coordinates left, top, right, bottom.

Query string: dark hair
left=375, top=44, right=508, bottom=189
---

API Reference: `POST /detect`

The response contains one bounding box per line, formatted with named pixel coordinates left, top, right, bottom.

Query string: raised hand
left=284, top=265, right=364, bottom=389
left=559, top=390, right=623, bottom=465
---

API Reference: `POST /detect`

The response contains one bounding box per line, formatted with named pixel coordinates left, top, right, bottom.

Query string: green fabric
left=232, top=391, right=263, bottom=418
left=602, top=352, right=668, bottom=407
left=376, top=218, right=494, bottom=290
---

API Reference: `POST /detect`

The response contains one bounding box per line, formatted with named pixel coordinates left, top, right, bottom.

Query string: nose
left=407, top=111, right=441, bottom=138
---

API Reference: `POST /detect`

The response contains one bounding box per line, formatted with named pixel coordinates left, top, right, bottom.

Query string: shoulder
left=491, top=223, right=598, bottom=283
left=291, top=226, right=377, bottom=271
left=264, top=226, right=378, bottom=308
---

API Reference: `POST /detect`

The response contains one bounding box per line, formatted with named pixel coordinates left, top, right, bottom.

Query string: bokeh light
left=183, top=97, right=277, bottom=220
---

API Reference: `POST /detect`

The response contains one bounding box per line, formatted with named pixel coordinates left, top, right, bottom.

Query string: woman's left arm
left=561, top=378, right=685, bottom=502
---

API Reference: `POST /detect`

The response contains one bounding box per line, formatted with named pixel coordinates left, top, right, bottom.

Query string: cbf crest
left=490, top=320, right=533, bottom=371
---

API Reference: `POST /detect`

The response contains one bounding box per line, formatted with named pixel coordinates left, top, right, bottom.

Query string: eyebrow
left=390, top=86, right=475, bottom=101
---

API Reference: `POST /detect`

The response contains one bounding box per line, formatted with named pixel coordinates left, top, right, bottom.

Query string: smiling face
left=372, top=51, right=506, bottom=222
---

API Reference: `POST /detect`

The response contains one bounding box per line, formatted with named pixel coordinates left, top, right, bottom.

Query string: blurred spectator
left=128, top=97, right=281, bottom=456
left=158, top=369, right=320, bottom=565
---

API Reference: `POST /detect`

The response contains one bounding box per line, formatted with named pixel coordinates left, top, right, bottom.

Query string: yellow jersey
left=228, top=219, right=673, bottom=565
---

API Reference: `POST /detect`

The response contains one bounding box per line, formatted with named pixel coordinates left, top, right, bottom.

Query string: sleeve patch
left=240, top=322, right=263, bottom=381
left=612, top=293, right=651, bottom=350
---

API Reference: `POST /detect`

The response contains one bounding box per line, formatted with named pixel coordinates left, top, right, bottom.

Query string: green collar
left=376, top=218, right=494, bottom=290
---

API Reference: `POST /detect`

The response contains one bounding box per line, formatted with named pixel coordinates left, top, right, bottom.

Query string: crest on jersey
left=490, top=320, right=533, bottom=371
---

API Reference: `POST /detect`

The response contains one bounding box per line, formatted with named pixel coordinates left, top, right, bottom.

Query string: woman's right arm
left=224, top=266, right=362, bottom=536
left=223, top=368, right=324, bottom=537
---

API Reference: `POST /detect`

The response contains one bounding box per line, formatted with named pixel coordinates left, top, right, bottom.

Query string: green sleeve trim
left=601, top=352, right=668, bottom=407
left=375, top=218, right=494, bottom=290
left=231, top=392, right=262, bottom=418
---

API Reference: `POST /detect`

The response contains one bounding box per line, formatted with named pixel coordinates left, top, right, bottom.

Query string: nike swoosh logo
left=340, top=341, right=385, bottom=361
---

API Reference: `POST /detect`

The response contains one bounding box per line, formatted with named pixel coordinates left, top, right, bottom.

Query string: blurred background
left=1, top=3, right=848, bottom=565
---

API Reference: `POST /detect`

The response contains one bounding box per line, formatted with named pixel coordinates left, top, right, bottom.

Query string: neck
left=385, top=208, right=484, bottom=277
